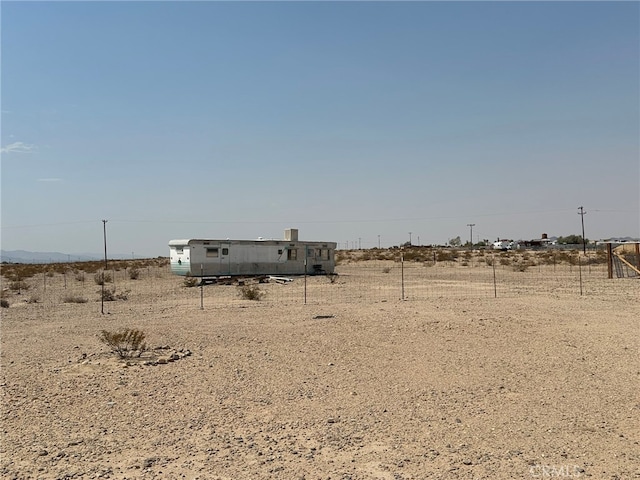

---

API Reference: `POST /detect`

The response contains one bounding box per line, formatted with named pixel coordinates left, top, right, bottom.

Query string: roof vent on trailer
left=284, top=228, right=298, bottom=241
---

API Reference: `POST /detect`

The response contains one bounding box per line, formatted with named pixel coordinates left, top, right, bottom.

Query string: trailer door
left=220, top=243, right=231, bottom=275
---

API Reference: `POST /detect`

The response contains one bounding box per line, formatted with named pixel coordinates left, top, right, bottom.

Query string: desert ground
left=1, top=252, right=639, bottom=480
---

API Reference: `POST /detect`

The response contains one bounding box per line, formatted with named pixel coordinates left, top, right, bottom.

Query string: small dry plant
left=100, top=288, right=130, bottom=301
left=128, top=268, right=140, bottom=280
left=63, top=294, right=88, bottom=304
left=9, top=280, right=29, bottom=293
left=99, top=328, right=147, bottom=358
left=183, top=274, right=199, bottom=287
left=94, top=272, right=113, bottom=286
left=238, top=284, right=264, bottom=301
left=1, top=299, right=9, bottom=308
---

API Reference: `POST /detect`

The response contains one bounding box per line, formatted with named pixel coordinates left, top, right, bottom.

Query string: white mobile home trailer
left=169, top=229, right=337, bottom=277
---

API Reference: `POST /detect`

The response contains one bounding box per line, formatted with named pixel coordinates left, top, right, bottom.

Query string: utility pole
left=378, top=235, right=380, bottom=249
left=467, top=224, right=475, bottom=248
left=408, top=232, right=412, bottom=246
left=102, top=219, right=108, bottom=269
left=578, top=207, right=587, bottom=254
left=101, top=219, right=108, bottom=315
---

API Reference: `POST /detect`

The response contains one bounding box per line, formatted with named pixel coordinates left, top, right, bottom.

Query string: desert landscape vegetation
left=1, top=247, right=638, bottom=479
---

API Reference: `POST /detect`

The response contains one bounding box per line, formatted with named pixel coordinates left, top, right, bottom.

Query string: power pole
left=101, top=219, right=108, bottom=315
left=578, top=207, right=587, bottom=254
left=408, top=232, right=412, bottom=246
left=102, top=219, right=108, bottom=269
left=467, top=224, right=475, bottom=248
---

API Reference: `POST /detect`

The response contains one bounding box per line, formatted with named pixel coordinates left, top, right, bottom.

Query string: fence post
left=304, top=246, right=308, bottom=305
left=492, top=255, right=497, bottom=298
left=401, top=253, right=405, bottom=300
left=200, top=264, right=204, bottom=310
left=578, top=255, right=583, bottom=296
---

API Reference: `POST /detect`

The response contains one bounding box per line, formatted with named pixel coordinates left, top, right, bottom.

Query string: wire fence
left=3, top=256, right=636, bottom=315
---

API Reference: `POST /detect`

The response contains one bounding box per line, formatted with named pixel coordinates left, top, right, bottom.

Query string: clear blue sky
left=1, top=1, right=638, bottom=256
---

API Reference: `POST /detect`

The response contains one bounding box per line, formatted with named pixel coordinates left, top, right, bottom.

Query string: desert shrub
left=360, top=251, right=373, bottom=261
left=94, top=272, right=112, bottom=285
left=63, top=294, right=88, bottom=304
left=512, top=263, right=529, bottom=272
left=75, top=271, right=86, bottom=282
left=9, top=280, right=29, bottom=293
left=100, top=287, right=115, bottom=301
left=327, top=273, right=338, bottom=283
left=100, top=287, right=128, bottom=301
left=403, top=249, right=427, bottom=262
left=238, top=284, right=264, bottom=301
left=46, top=271, right=55, bottom=278
left=183, top=274, right=199, bottom=287
left=435, top=250, right=457, bottom=262
left=382, top=267, right=391, bottom=274
left=485, top=257, right=494, bottom=266
left=1, top=299, right=9, bottom=308
left=539, top=252, right=556, bottom=266
left=128, top=268, right=140, bottom=280
left=499, top=257, right=511, bottom=266
left=99, top=329, right=147, bottom=358
left=583, top=252, right=608, bottom=265
left=115, top=289, right=130, bottom=300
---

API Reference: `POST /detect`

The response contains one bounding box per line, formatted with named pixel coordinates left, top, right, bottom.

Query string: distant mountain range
left=0, top=250, right=152, bottom=264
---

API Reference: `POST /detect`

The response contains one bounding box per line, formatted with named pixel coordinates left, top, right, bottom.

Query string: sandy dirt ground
left=1, top=262, right=639, bottom=480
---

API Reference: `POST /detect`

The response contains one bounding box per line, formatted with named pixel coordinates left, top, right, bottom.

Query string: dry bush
left=99, top=329, right=147, bottom=359
left=100, top=288, right=116, bottom=302
left=9, top=280, right=30, bottom=293
left=128, top=268, right=140, bottom=280
left=183, top=274, right=199, bottom=287
left=1, top=299, right=9, bottom=308
left=585, top=251, right=608, bottom=265
left=115, top=289, right=130, bottom=300
left=382, top=267, right=391, bottom=274
left=75, top=272, right=86, bottom=282
left=63, top=294, right=88, bottom=304
left=100, top=287, right=129, bottom=301
left=94, top=272, right=112, bottom=285
left=435, top=250, right=457, bottom=262
left=238, top=284, right=264, bottom=301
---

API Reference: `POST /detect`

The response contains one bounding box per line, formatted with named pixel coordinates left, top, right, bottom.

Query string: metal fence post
left=401, top=253, right=405, bottom=300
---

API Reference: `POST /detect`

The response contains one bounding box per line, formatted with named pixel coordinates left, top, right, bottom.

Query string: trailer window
left=287, top=249, right=297, bottom=260
left=222, top=248, right=229, bottom=255
left=206, top=248, right=219, bottom=258
left=175, top=247, right=184, bottom=254
left=321, top=249, right=329, bottom=260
